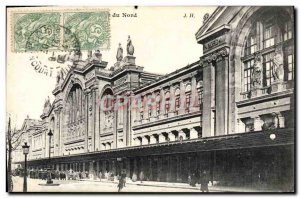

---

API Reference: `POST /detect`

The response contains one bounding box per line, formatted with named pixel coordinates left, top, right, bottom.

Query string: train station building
left=14, top=6, right=294, bottom=191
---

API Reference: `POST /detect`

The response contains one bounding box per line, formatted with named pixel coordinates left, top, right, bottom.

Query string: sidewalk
left=79, top=178, right=280, bottom=192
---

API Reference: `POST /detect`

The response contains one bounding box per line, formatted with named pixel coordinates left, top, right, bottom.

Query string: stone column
left=140, top=157, right=145, bottom=181
left=169, top=85, right=175, bottom=117
left=157, top=157, right=163, bottom=182
left=126, top=159, right=130, bottom=178
left=141, top=136, right=148, bottom=145
left=94, top=88, right=100, bottom=151
left=178, top=130, right=186, bottom=140
left=190, top=76, right=198, bottom=113
left=149, top=158, right=153, bottom=180
left=190, top=127, right=198, bottom=139
left=215, top=54, right=229, bottom=136
left=253, top=116, right=262, bottom=131
left=179, top=81, right=186, bottom=115
left=112, top=160, right=116, bottom=176
left=176, top=156, right=182, bottom=182
left=45, top=130, right=49, bottom=160
left=158, top=134, right=166, bottom=143
left=96, top=161, right=99, bottom=178
left=149, top=135, right=156, bottom=144
left=54, top=108, right=61, bottom=156
left=143, top=95, right=148, bottom=121
left=113, top=97, right=118, bottom=149
left=168, top=132, right=176, bottom=141
left=132, top=158, right=138, bottom=182
left=166, top=156, right=171, bottom=182
left=150, top=92, right=157, bottom=121
left=83, top=162, right=86, bottom=172
left=84, top=89, right=90, bottom=152
left=159, top=89, right=165, bottom=119
left=202, top=61, right=215, bottom=137
left=102, top=161, right=106, bottom=174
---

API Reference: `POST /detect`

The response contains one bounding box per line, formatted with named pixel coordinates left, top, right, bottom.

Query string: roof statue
left=203, top=13, right=210, bottom=24
left=127, top=35, right=134, bottom=56
left=116, top=43, right=123, bottom=61
left=91, top=49, right=102, bottom=64
left=56, top=69, right=65, bottom=86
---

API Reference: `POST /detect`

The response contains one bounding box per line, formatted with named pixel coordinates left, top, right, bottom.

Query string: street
left=11, top=176, right=205, bottom=193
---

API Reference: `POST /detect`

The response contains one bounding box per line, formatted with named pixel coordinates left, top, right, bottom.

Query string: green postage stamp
left=12, top=10, right=110, bottom=52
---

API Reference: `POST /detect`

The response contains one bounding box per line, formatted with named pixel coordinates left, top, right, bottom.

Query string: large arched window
left=66, top=84, right=84, bottom=125
left=242, top=8, right=294, bottom=92
left=101, top=88, right=114, bottom=130
left=64, top=84, right=85, bottom=143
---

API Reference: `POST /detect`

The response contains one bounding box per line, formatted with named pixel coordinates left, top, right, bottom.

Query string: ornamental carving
left=272, top=45, right=284, bottom=82
left=251, top=53, right=262, bottom=89
left=202, top=47, right=229, bottom=64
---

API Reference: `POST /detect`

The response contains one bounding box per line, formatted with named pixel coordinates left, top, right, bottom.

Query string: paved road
left=12, top=176, right=205, bottom=193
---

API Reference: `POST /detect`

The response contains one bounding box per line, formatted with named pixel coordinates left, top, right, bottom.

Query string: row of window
left=140, top=84, right=203, bottom=120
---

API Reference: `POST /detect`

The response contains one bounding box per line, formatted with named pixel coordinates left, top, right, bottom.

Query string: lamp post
left=22, top=142, right=30, bottom=192
left=46, top=129, right=53, bottom=184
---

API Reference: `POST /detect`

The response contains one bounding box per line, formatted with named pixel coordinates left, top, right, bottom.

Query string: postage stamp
left=63, top=11, right=110, bottom=51
left=11, top=10, right=110, bottom=52
left=13, top=12, right=61, bottom=52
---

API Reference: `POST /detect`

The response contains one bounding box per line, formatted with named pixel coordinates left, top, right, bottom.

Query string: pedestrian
left=121, top=170, right=126, bottom=187
left=191, top=172, right=196, bottom=187
left=200, top=170, right=209, bottom=192
left=188, top=174, right=192, bottom=186
left=139, top=171, right=144, bottom=183
left=99, top=171, right=102, bottom=181
left=117, top=175, right=124, bottom=192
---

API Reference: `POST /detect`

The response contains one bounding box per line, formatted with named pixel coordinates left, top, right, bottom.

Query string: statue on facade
left=116, top=43, right=123, bottom=61
left=91, top=49, right=102, bottom=64
left=203, top=13, right=210, bottom=24
left=272, top=45, right=284, bottom=81
left=43, top=96, right=51, bottom=114
left=127, top=35, right=134, bottom=56
left=60, top=69, right=65, bottom=80
left=251, top=54, right=262, bottom=89
left=56, top=71, right=61, bottom=85
left=56, top=69, right=65, bottom=86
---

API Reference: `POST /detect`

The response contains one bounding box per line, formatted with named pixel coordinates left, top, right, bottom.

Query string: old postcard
left=6, top=6, right=295, bottom=193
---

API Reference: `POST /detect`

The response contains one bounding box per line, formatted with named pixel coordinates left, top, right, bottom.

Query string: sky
left=6, top=6, right=217, bottom=128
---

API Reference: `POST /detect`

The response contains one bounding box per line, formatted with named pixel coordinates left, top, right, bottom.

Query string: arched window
left=165, top=91, right=170, bottom=114
left=185, top=84, right=192, bottom=113
left=147, top=94, right=152, bottom=118
left=101, top=88, right=114, bottom=129
left=156, top=94, right=161, bottom=116
left=197, top=81, right=203, bottom=108
left=118, top=97, right=124, bottom=125
left=242, top=9, right=294, bottom=93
